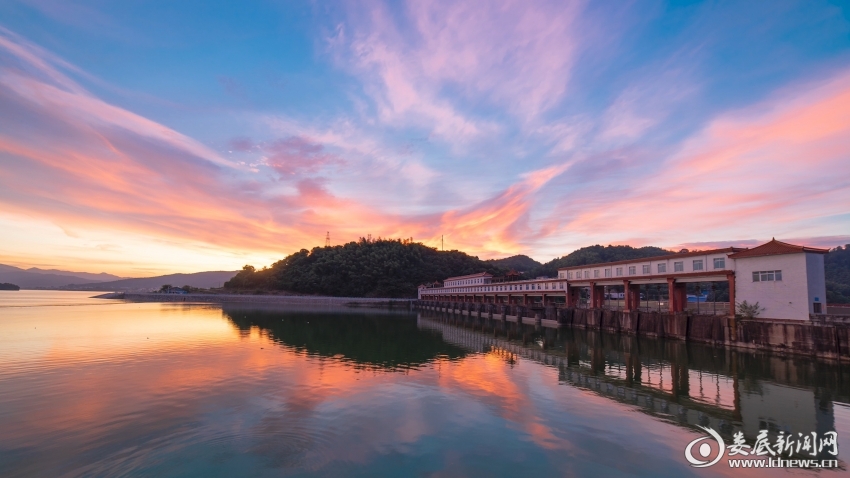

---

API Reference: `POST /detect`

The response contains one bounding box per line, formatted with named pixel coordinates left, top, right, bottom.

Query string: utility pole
left=325, top=231, right=330, bottom=247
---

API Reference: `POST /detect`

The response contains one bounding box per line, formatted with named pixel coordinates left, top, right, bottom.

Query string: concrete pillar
left=668, top=281, right=687, bottom=313
left=590, top=282, right=605, bottom=309
left=624, top=281, right=640, bottom=312
left=589, top=282, right=597, bottom=308
left=566, top=285, right=579, bottom=307
left=727, top=272, right=736, bottom=317
left=667, top=278, right=676, bottom=313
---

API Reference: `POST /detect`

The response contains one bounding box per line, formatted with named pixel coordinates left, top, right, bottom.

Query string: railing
left=417, top=299, right=731, bottom=316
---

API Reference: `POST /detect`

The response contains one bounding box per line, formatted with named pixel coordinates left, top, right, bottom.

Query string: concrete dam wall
left=416, top=300, right=850, bottom=361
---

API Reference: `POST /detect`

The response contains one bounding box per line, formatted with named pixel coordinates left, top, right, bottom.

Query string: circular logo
left=685, top=426, right=726, bottom=468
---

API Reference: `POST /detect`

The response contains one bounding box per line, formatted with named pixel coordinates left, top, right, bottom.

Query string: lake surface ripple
left=0, top=291, right=848, bottom=477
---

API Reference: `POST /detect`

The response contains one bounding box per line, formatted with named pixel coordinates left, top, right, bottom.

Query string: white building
left=418, top=239, right=829, bottom=321
left=729, top=239, right=828, bottom=318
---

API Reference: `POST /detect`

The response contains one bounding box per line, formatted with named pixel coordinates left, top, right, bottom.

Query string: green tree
left=736, top=300, right=765, bottom=319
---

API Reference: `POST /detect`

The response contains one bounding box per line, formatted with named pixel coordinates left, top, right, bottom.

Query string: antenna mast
left=441, top=235, right=444, bottom=251
left=325, top=231, right=330, bottom=247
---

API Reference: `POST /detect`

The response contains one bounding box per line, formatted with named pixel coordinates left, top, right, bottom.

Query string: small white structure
left=729, top=239, right=828, bottom=320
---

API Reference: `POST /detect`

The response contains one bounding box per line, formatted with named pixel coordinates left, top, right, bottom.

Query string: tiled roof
left=728, top=239, right=829, bottom=259
left=557, top=247, right=744, bottom=271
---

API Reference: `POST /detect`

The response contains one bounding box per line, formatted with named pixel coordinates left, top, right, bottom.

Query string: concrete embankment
left=102, top=292, right=413, bottom=309
left=416, top=300, right=850, bottom=361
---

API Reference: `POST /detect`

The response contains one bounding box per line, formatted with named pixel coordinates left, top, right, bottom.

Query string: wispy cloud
left=331, top=0, right=587, bottom=146
left=2, top=0, right=850, bottom=273
left=560, top=70, right=850, bottom=247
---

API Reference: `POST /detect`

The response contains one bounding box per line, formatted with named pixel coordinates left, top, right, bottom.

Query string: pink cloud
left=674, top=235, right=850, bottom=252
left=2, top=23, right=848, bottom=273
left=560, top=69, right=850, bottom=247
left=334, top=0, right=586, bottom=144
left=264, top=136, right=344, bottom=177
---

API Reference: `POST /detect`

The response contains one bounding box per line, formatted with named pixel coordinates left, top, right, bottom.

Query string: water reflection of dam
left=418, top=313, right=844, bottom=457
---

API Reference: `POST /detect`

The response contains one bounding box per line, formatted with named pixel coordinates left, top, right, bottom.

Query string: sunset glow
left=1, top=1, right=849, bottom=275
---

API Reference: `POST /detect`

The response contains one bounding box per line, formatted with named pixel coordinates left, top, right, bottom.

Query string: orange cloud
left=563, top=70, right=850, bottom=246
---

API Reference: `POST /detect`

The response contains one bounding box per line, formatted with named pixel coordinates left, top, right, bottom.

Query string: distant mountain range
left=0, top=264, right=124, bottom=288
left=0, top=263, right=237, bottom=290
left=61, top=271, right=239, bottom=291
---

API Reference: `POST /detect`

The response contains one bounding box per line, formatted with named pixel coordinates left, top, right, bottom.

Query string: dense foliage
left=0, top=282, right=20, bottom=290
left=525, top=245, right=674, bottom=278
left=486, top=254, right=542, bottom=272
left=826, top=245, right=850, bottom=304
left=224, top=239, right=506, bottom=298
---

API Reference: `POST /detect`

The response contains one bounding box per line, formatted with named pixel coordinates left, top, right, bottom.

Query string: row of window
left=752, top=270, right=782, bottom=282
left=564, top=258, right=727, bottom=279
left=449, top=277, right=486, bottom=286
left=430, top=282, right=565, bottom=293
left=432, top=264, right=780, bottom=294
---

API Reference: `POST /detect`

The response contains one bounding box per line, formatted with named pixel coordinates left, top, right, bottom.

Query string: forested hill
left=224, top=239, right=506, bottom=298
left=485, top=255, right=542, bottom=272
left=827, top=245, right=850, bottom=304
left=526, top=245, right=674, bottom=278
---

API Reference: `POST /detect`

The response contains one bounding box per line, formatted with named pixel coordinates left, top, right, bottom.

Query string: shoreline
left=96, top=292, right=414, bottom=309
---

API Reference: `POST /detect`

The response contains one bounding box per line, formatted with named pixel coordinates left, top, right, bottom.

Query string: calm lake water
left=1, top=291, right=849, bottom=477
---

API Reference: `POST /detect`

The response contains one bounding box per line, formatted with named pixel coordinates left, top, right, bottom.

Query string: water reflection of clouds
left=1, top=301, right=846, bottom=477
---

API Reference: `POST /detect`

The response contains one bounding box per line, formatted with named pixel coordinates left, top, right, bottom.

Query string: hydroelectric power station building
left=419, top=239, right=828, bottom=321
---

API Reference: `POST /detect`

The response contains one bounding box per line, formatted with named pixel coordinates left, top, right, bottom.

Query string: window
left=616, top=267, right=623, bottom=276
left=674, top=261, right=684, bottom=272
left=604, top=269, right=611, bottom=278
left=584, top=271, right=589, bottom=279
left=594, top=270, right=599, bottom=278
left=568, top=272, right=573, bottom=279
left=712, top=258, right=725, bottom=269
left=752, top=270, right=782, bottom=282
left=628, top=266, right=636, bottom=276
left=642, top=265, right=650, bottom=274
left=814, top=303, right=822, bottom=313
left=693, top=260, right=704, bottom=271
left=658, top=263, right=667, bottom=273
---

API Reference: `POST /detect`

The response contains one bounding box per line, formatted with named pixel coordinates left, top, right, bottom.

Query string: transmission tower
left=325, top=231, right=330, bottom=247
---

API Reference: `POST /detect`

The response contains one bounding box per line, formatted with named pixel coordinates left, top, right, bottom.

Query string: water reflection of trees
left=419, top=312, right=849, bottom=459
left=222, top=306, right=468, bottom=370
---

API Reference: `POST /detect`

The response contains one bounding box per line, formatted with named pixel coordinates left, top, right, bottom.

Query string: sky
left=1, top=0, right=849, bottom=277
